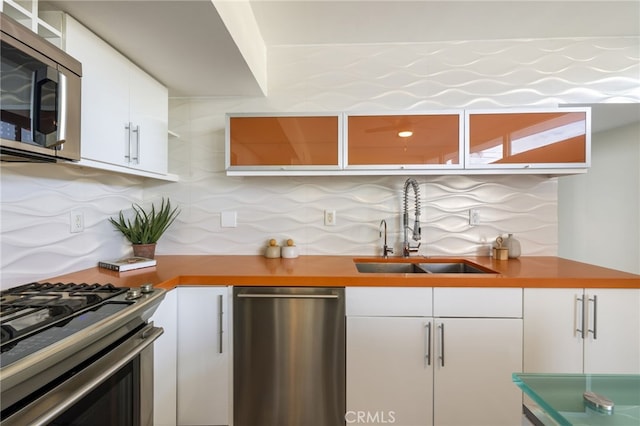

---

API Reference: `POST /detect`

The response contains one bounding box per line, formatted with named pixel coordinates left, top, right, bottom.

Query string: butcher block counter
left=44, top=255, right=640, bottom=290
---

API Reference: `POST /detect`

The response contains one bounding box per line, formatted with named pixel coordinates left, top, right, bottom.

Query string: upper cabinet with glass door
left=345, top=111, right=464, bottom=172
left=465, top=108, right=590, bottom=171
left=226, top=113, right=342, bottom=174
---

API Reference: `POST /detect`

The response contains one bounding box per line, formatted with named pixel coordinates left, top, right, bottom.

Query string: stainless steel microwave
left=0, top=13, right=81, bottom=162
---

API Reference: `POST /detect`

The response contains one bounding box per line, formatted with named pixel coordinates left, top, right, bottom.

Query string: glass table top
left=513, top=373, right=640, bottom=426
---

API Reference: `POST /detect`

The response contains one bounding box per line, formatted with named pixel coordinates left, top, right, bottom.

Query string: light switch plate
left=221, top=211, right=237, bottom=228
left=469, top=209, right=480, bottom=226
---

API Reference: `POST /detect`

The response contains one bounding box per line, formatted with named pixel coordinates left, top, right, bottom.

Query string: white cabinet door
left=347, top=316, right=433, bottom=426
left=523, top=288, right=584, bottom=373
left=65, top=15, right=130, bottom=167
left=433, top=318, right=523, bottom=426
left=129, top=64, right=168, bottom=174
left=584, top=289, right=640, bottom=374
left=150, top=289, right=178, bottom=426
left=64, top=15, right=168, bottom=176
left=524, top=288, right=640, bottom=375
left=177, top=287, right=230, bottom=426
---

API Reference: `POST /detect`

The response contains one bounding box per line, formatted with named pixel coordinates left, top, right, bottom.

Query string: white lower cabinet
left=524, top=288, right=640, bottom=374
left=346, top=287, right=433, bottom=425
left=346, top=287, right=523, bottom=426
left=177, top=286, right=231, bottom=426
left=432, top=317, right=522, bottom=426
left=151, top=289, right=178, bottom=426
left=347, top=316, right=434, bottom=425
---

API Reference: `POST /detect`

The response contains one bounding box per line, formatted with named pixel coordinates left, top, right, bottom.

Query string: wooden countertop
left=44, top=255, right=640, bottom=290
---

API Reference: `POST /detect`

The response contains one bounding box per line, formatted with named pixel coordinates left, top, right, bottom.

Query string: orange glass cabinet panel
left=347, top=113, right=462, bottom=167
left=467, top=109, right=590, bottom=168
left=228, top=115, right=340, bottom=168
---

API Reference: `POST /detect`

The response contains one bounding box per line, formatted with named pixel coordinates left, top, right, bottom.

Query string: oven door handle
left=3, top=323, right=163, bottom=426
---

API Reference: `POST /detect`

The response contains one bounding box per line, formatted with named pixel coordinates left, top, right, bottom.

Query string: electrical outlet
left=324, top=210, right=336, bottom=226
left=469, top=209, right=480, bottom=226
left=70, top=211, right=84, bottom=233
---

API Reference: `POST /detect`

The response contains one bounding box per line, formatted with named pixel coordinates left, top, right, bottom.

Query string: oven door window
left=0, top=41, right=60, bottom=148
left=49, top=359, right=140, bottom=426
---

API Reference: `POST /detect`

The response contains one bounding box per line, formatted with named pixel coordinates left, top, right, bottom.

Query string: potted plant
left=109, top=198, right=180, bottom=259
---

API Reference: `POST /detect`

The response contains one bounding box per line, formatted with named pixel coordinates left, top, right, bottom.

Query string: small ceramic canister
left=504, top=233, right=521, bottom=258
left=281, top=239, right=299, bottom=258
left=264, top=239, right=281, bottom=258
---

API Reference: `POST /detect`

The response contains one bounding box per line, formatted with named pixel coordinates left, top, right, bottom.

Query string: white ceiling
left=45, top=0, right=640, bottom=99
left=251, top=0, right=640, bottom=45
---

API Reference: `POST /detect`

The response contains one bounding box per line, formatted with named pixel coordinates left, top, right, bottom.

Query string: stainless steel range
left=0, top=282, right=165, bottom=425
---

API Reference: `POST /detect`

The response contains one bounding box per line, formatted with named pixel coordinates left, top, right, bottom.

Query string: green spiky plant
left=109, top=198, right=180, bottom=244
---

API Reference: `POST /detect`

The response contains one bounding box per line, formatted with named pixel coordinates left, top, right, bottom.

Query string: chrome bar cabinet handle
left=424, top=322, right=431, bottom=367
left=218, top=294, right=224, bottom=354
left=131, top=124, right=140, bottom=163
left=438, top=323, right=445, bottom=367
left=237, top=293, right=339, bottom=299
left=124, top=122, right=132, bottom=162
left=576, top=295, right=587, bottom=339
left=588, top=294, right=598, bottom=340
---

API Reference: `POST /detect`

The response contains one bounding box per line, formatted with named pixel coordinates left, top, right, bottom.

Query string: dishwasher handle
left=237, top=293, right=339, bottom=299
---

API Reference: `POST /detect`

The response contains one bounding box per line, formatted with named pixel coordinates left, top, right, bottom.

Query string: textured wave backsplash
left=2, top=35, right=638, bottom=288
left=1, top=164, right=146, bottom=288
left=153, top=172, right=558, bottom=258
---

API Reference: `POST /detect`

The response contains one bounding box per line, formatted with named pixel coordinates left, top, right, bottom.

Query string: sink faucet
left=403, top=178, right=422, bottom=257
left=379, top=219, right=394, bottom=258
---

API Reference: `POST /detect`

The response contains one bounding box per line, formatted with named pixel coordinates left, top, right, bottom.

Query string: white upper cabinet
left=128, top=65, right=168, bottom=174
left=65, top=15, right=170, bottom=178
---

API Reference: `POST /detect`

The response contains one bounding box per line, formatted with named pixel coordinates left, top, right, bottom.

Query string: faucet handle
left=404, top=243, right=422, bottom=257
left=383, top=245, right=394, bottom=258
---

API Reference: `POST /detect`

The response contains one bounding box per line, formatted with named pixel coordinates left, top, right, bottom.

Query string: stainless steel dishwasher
left=234, top=286, right=345, bottom=426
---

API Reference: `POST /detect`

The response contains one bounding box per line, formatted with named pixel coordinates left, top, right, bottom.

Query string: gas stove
left=1, top=283, right=128, bottom=350
left=0, top=281, right=165, bottom=421
left=0, top=282, right=154, bottom=367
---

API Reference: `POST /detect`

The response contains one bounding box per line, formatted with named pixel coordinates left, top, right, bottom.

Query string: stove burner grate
left=0, top=282, right=129, bottom=349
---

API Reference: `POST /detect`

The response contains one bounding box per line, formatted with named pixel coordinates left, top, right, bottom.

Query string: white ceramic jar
left=504, top=234, right=521, bottom=258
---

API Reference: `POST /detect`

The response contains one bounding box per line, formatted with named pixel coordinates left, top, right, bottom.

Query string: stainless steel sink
left=419, top=262, right=488, bottom=274
left=354, top=259, right=496, bottom=274
left=355, top=262, right=428, bottom=274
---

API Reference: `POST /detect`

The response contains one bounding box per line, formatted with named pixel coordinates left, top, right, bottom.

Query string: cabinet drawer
left=434, top=288, right=522, bottom=318
left=346, top=287, right=432, bottom=317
